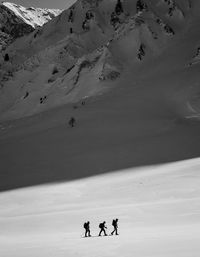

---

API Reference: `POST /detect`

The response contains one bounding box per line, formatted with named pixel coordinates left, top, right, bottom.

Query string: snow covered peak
left=0, top=2, right=63, bottom=51
left=2, top=2, right=62, bottom=28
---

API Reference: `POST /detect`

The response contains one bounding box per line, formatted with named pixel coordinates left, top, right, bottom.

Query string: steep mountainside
left=1, top=0, right=200, bottom=195
left=0, top=0, right=200, bottom=120
left=0, top=2, right=62, bottom=51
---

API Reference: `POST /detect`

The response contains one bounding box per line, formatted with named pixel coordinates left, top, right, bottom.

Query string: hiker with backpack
left=83, top=221, right=91, bottom=237
left=111, top=218, right=119, bottom=235
left=98, top=221, right=107, bottom=236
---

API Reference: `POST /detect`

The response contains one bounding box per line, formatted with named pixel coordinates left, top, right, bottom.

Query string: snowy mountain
left=2, top=2, right=62, bottom=28
left=0, top=2, right=62, bottom=51
left=1, top=3, right=200, bottom=256
left=0, top=0, right=200, bottom=121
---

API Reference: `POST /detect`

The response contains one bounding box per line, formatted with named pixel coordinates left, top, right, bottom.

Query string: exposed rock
left=0, top=2, right=62, bottom=51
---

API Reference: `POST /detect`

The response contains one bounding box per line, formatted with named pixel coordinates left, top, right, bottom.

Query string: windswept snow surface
left=0, top=3, right=200, bottom=255
left=0, top=158, right=200, bottom=257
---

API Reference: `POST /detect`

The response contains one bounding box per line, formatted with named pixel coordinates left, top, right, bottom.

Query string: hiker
left=111, top=218, right=119, bottom=235
left=69, top=117, right=76, bottom=127
left=84, top=221, right=91, bottom=237
left=98, top=221, right=107, bottom=236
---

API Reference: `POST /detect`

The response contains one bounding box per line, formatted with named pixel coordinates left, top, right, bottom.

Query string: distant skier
left=98, top=221, right=107, bottom=236
left=83, top=221, right=91, bottom=237
left=69, top=117, right=76, bottom=127
left=111, top=218, right=119, bottom=235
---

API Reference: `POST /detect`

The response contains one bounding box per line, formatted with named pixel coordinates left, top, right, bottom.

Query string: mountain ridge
left=0, top=1, right=62, bottom=51
left=2, top=2, right=62, bottom=28
left=0, top=0, right=200, bottom=120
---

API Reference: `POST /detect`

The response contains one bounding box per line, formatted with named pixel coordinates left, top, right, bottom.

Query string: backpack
left=99, top=223, right=103, bottom=229
left=112, top=219, right=117, bottom=227
left=84, top=222, right=87, bottom=229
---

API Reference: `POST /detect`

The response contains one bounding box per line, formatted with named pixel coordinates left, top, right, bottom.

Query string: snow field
left=0, top=158, right=200, bottom=256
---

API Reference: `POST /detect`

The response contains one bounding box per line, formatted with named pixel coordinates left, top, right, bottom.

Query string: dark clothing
left=84, top=222, right=91, bottom=237
left=85, top=228, right=91, bottom=237
left=99, top=222, right=107, bottom=236
left=111, top=219, right=119, bottom=235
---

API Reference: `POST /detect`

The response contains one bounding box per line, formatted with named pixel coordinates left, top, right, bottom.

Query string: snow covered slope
left=0, top=4, right=200, bottom=256
left=0, top=0, right=200, bottom=121
left=2, top=2, right=62, bottom=28
left=0, top=158, right=200, bottom=257
left=0, top=0, right=200, bottom=190
left=0, top=2, right=62, bottom=51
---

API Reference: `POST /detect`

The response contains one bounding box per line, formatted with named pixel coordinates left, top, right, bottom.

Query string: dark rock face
left=0, top=5, right=34, bottom=50
left=136, top=0, right=148, bottom=13
left=137, top=44, right=145, bottom=61
left=0, top=3, right=61, bottom=51
left=115, top=0, right=123, bottom=15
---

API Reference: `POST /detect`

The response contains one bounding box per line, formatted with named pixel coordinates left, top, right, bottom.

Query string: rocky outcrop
left=0, top=2, right=62, bottom=51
